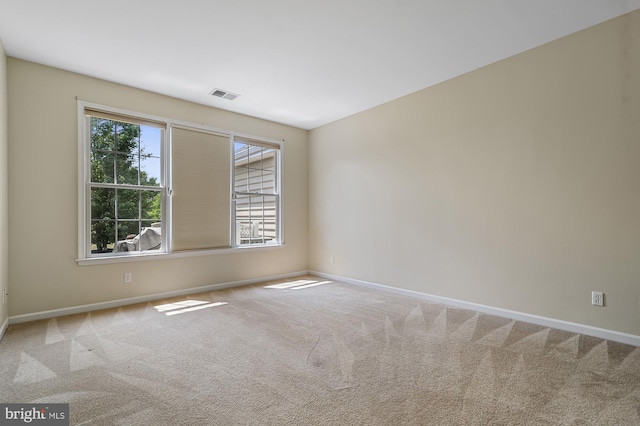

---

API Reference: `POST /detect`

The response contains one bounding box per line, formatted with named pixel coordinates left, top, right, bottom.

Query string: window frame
left=77, top=101, right=284, bottom=265
left=232, top=136, right=283, bottom=248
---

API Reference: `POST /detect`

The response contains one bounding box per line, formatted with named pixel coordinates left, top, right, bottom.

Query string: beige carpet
left=1, top=275, right=639, bottom=425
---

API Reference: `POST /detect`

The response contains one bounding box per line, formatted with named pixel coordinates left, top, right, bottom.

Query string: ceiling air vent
left=209, top=88, right=240, bottom=100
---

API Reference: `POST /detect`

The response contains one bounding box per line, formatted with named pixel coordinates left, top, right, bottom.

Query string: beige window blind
left=171, top=126, right=231, bottom=251
left=84, top=108, right=166, bottom=128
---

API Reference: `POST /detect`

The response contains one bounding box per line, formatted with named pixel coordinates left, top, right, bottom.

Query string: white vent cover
left=209, top=88, right=240, bottom=100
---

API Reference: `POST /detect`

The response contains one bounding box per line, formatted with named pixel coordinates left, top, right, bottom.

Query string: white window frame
left=77, top=101, right=284, bottom=264
left=231, top=137, right=283, bottom=248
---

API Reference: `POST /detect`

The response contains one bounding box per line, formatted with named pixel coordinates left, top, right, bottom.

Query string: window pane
left=140, top=156, right=161, bottom=186
left=252, top=146, right=265, bottom=169
left=118, top=221, right=140, bottom=241
left=263, top=149, right=276, bottom=172
left=91, top=220, right=115, bottom=253
left=117, top=153, right=138, bottom=185
left=261, top=170, right=276, bottom=194
left=115, top=122, right=140, bottom=154
left=246, top=196, right=261, bottom=236
left=234, top=143, right=249, bottom=193
left=234, top=165, right=249, bottom=192
left=113, top=221, right=162, bottom=252
left=142, top=191, right=162, bottom=220
left=91, top=150, right=114, bottom=183
left=114, top=221, right=140, bottom=253
left=234, top=142, right=249, bottom=164
left=246, top=167, right=262, bottom=192
left=140, top=126, right=162, bottom=157
left=234, top=143, right=277, bottom=194
left=236, top=166, right=276, bottom=194
left=91, top=188, right=115, bottom=220
left=118, top=189, right=140, bottom=219
left=140, top=125, right=161, bottom=187
left=263, top=196, right=277, bottom=238
left=90, top=117, right=115, bottom=151
left=141, top=221, right=162, bottom=250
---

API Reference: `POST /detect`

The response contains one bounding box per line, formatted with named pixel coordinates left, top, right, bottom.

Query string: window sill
left=77, top=243, right=284, bottom=266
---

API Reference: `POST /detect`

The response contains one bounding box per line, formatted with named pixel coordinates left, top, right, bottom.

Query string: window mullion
left=261, top=195, right=265, bottom=241
left=90, top=182, right=162, bottom=191
left=113, top=122, right=118, bottom=185
left=138, top=190, right=142, bottom=245
left=248, top=195, right=253, bottom=244
left=137, top=129, right=141, bottom=186
left=114, top=187, right=119, bottom=251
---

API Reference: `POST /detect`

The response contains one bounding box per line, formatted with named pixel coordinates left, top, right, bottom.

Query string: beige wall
left=309, top=11, right=640, bottom=335
left=0, top=40, right=8, bottom=327
left=8, top=59, right=308, bottom=316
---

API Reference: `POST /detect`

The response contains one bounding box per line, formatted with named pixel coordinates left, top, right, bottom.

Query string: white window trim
left=231, top=136, right=284, bottom=248
left=77, top=100, right=284, bottom=265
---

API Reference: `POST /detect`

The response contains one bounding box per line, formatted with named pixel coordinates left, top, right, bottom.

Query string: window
left=171, top=126, right=231, bottom=251
left=83, top=108, right=165, bottom=256
left=233, top=138, right=281, bottom=246
left=78, top=102, right=282, bottom=262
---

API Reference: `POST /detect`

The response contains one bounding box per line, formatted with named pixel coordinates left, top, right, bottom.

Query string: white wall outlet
left=2, top=288, right=7, bottom=303
left=592, top=291, right=604, bottom=307
left=124, top=273, right=132, bottom=284
left=330, top=256, right=335, bottom=264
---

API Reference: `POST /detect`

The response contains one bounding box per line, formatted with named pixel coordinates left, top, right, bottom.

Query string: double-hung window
left=78, top=102, right=282, bottom=262
left=233, top=138, right=281, bottom=246
left=81, top=108, right=166, bottom=257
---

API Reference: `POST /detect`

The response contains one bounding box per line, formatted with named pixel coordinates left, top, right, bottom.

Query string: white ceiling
left=1, top=1, right=639, bottom=130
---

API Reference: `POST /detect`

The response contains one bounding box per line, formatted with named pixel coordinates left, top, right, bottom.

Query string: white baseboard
left=310, top=270, right=640, bottom=347
left=0, top=316, right=8, bottom=341
left=8, top=270, right=310, bottom=325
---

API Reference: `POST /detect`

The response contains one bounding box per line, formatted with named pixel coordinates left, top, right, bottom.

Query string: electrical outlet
left=2, top=288, right=6, bottom=303
left=124, top=273, right=132, bottom=284
left=330, top=256, right=335, bottom=264
left=592, top=291, right=604, bottom=307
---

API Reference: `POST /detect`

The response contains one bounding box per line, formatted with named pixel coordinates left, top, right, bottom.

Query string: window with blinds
left=171, top=127, right=231, bottom=251
left=78, top=101, right=283, bottom=262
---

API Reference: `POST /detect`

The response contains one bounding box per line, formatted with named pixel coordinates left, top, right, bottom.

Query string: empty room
left=1, top=1, right=639, bottom=424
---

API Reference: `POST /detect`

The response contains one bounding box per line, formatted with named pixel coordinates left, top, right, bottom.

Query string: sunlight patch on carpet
left=264, top=279, right=332, bottom=290
left=154, top=300, right=228, bottom=316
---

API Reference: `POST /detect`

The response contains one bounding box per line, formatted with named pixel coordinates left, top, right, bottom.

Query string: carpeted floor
left=1, top=275, right=639, bottom=425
